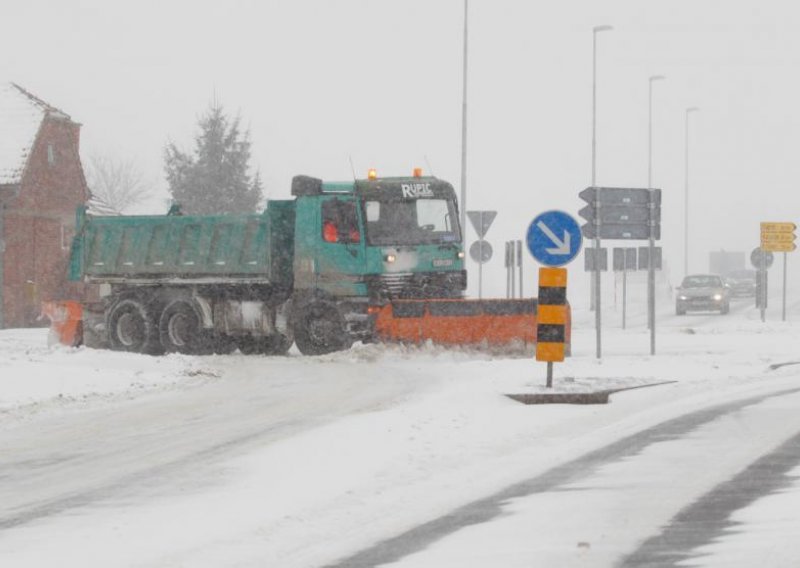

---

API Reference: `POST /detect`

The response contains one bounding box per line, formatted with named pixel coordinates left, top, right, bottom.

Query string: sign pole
left=478, top=213, right=483, bottom=300
left=546, top=362, right=553, bottom=388
left=508, top=241, right=517, bottom=300
left=648, top=190, right=656, bottom=355
left=478, top=238, right=483, bottom=299
left=623, top=265, right=627, bottom=330
left=595, top=187, right=602, bottom=359
left=517, top=240, right=523, bottom=298
left=761, top=252, right=766, bottom=323
left=783, top=252, right=787, bottom=322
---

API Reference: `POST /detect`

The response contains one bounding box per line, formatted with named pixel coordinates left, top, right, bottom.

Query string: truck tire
left=235, top=336, right=263, bottom=355
left=108, top=298, right=162, bottom=355
left=159, top=300, right=210, bottom=354
left=294, top=303, right=351, bottom=356
left=264, top=333, right=293, bottom=356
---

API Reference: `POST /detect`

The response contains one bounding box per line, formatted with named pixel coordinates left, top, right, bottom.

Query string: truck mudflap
left=41, top=300, right=84, bottom=347
left=372, top=298, right=571, bottom=353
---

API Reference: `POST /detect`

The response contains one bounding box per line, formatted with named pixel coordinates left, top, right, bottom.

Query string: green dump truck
left=67, top=173, right=468, bottom=355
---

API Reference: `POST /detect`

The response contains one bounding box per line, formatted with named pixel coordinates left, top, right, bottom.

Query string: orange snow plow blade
left=373, top=299, right=571, bottom=353
left=41, top=300, right=83, bottom=347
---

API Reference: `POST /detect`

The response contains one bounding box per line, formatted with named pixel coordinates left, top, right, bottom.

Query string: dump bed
left=68, top=201, right=295, bottom=284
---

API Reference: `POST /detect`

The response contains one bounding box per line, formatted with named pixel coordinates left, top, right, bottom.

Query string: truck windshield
left=363, top=198, right=461, bottom=246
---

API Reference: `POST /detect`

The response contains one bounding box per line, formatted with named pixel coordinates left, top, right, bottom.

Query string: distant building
left=0, top=83, right=89, bottom=328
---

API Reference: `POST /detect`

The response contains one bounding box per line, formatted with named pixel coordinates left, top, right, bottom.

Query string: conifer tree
left=164, top=103, right=263, bottom=214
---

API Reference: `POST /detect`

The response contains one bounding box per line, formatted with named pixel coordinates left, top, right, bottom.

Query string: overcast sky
left=3, top=0, right=800, bottom=299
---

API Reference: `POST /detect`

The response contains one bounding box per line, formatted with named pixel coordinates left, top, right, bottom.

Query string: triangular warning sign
left=467, top=211, right=497, bottom=238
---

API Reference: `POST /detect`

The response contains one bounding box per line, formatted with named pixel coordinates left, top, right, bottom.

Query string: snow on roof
left=0, top=83, right=70, bottom=185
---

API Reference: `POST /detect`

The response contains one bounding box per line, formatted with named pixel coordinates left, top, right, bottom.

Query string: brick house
left=0, top=83, right=89, bottom=328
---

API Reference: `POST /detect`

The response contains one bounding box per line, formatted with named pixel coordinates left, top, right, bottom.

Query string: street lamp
left=684, top=107, right=699, bottom=277
left=460, top=0, right=469, bottom=247
left=646, top=75, right=664, bottom=351
left=591, top=24, right=612, bottom=358
left=647, top=75, right=666, bottom=188
left=592, top=25, right=613, bottom=186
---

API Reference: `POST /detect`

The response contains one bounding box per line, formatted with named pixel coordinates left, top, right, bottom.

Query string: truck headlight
left=713, top=294, right=722, bottom=301
left=679, top=295, right=688, bottom=300
left=385, top=254, right=396, bottom=263
left=457, top=251, right=465, bottom=259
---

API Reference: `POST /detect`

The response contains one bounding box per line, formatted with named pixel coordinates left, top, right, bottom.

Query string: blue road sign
left=526, top=210, right=583, bottom=267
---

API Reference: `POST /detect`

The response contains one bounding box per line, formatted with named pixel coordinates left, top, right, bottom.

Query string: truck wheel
left=159, top=300, right=210, bottom=354
left=264, top=333, right=293, bottom=356
left=236, top=336, right=264, bottom=355
left=211, top=334, right=237, bottom=355
left=294, top=303, right=350, bottom=356
left=108, top=298, right=162, bottom=354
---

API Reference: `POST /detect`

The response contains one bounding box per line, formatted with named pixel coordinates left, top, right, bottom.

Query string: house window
left=47, top=144, right=55, bottom=166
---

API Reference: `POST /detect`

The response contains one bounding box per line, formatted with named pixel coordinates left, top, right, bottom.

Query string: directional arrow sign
left=761, top=233, right=796, bottom=243
left=579, top=187, right=661, bottom=206
left=578, top=204, right=660, bottom=224
left=761, top=222, right=797, bottom=233
left=582, top=223, right=661, bottom=240
left=761, top=221, right=797, bottom=253
left=578, top=187, right=662, bottom=241
left=763, top=243, right=797, bottom=252
left=526, top=210, right=583, bottom=267
left=467, top=211, right=497, bottom=239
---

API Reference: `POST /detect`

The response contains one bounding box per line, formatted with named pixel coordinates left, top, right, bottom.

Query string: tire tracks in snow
left=326, top=385, right=800, bottom=568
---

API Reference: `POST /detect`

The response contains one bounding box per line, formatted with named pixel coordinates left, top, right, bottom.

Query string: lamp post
left=459, top=0, right=469, bottom=247
left=592, top=25, right=613, bottom=186
left=590, top=24, right=612, bottom=359
left=684, top=107, right=699, bottom=277
left=647, top=75, right=665, bottom=353
left=647, top=75, right=666, bottom=188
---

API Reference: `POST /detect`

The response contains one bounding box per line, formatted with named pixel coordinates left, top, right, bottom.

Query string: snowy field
left=1, top=295, right=800, bottom=567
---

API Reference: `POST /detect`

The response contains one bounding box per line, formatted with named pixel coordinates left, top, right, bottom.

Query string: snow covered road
left=1, top=300, right=800, bottom=567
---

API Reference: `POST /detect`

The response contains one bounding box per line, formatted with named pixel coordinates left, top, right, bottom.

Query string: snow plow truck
left=44, top=171, right=570, bottom=356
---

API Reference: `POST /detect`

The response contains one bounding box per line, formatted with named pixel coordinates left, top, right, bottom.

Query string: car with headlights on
left=676, top=274, right=730, bottom=315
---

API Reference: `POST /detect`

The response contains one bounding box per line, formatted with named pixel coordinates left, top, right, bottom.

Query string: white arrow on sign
left=537, top=221, right=571, bottom=255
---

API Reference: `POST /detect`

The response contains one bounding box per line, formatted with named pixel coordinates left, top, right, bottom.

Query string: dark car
left=724, top=269, right=757, bottom=298
left=676, top=274, right=730, bottom=315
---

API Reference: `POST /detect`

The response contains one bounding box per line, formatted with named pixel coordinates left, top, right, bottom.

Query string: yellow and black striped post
left=536, top=267, right=567, bottom=387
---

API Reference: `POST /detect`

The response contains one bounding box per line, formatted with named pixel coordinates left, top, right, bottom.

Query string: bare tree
left=84, top=155, right=152, bottom=215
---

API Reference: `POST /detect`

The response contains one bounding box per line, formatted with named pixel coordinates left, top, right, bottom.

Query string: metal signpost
left=517, top=240, right=523, bottom=297
left=613, top=247, right=637, bottom=329
left=760, top=222, right=796, bottom=322
left=505, top=242, right=512, bottom=298
left=751, top=246, right=774, bottom=322
left=526, top=210, right=583, bottom=387
left=579, top=187, right=662, bottom=357
left=467, top=211, right=497, bottom=299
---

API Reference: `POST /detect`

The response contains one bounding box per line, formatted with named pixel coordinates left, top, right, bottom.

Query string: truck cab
left=291, top=173, right=466, bottom=301
left=288, top=172, right=466, bottom=353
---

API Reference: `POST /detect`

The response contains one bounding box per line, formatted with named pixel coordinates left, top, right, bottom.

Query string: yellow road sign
left=762, top=242, right=797, bottom=252
left=536, top=267, right=567, bottom=363
left=761, top=232, right=796, bottom=243
left=761, top=222, right=797, bottom=233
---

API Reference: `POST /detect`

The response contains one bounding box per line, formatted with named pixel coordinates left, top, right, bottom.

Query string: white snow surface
left=0, top=83, right=49, bottom=185
left=1, top=300, right=800, bottom=567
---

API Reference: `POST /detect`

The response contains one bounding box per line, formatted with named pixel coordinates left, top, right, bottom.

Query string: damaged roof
left=0, top=83, right=71, bottom=185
